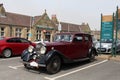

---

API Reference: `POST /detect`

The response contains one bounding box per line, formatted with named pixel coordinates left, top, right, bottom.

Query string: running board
left=73, top=58, right=89, bottom=62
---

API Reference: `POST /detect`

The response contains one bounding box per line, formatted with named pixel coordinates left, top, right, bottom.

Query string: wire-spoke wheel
left=46, top=55, right=61, bottom=74
left=2, top=49, right=12, bottom=58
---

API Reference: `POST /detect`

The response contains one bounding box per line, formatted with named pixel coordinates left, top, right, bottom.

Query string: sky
left=0, top=0, right=120, bottom=30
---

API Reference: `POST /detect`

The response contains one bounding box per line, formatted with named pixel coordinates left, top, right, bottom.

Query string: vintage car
left=21, top=32, right=97, bottom=74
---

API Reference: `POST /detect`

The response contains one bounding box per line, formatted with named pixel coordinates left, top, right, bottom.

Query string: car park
left=0, top=37, right=36, bottom=58
left=95, top=39, right=120, bottom=53
left=21, top=32, right=97, bottom=74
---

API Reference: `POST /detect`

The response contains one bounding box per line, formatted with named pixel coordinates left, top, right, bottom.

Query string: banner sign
left=101, top=22, right=113, bottom=40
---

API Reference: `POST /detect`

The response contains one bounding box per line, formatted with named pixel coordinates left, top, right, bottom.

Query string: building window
left=15, top=28, right=21, bottom=37
left=36, top=30, right=41, bottom=41
left=0, top=27, right=5, bottom=37
left=45, top=32, right=50, bottom=41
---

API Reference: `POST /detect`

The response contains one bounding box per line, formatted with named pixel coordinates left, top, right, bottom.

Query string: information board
left=101, top=22, right=113, bottom=40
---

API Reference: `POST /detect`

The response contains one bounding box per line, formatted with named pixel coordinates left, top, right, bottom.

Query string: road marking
left=8, top=65, right=24, bottom=69
left=0, top=57, right=20, bottom=62
left=44, top=60, right=108, bottom=80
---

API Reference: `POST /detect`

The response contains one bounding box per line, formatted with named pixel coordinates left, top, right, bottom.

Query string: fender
left=45, top=50, right=69, bottom=65
left=88, top=47, right=97, bottom=56
left=21, top=49, right=31, bottom=61
left=45, top=50, right=61, bottom=64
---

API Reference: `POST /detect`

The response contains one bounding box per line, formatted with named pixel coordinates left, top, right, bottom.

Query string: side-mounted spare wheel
left=46, top=55, right=61, bottom=74
left=2, top=49, right=12, bottom=58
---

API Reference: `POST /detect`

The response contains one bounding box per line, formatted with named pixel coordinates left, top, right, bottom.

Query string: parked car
left=95, top=39, right=120, bottom=53
left=34, top=39, right=49, bottom=44
left=21, top=32, right=97, bottom=74
left=0, top=37, right=36, bottom=58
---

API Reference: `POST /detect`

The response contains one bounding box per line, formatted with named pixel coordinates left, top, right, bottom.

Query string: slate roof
left=0, top=12, right=31, bottom=27
left=60, top=22, right=91, bottom=32
left=60, top=22, right=81, bottom=32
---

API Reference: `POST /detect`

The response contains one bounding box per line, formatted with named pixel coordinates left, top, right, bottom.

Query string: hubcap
left=4, top=50, right=11, bottom=57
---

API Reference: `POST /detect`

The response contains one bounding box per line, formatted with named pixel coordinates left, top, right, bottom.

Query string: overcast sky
left=0, top=0, right=120, bottom=30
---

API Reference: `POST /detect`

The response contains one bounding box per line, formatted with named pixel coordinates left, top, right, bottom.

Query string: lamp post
left=28, top=17, right=34, bottom=41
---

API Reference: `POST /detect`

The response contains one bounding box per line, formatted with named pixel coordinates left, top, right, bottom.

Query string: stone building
left=0, top=4, right=91, bottom=42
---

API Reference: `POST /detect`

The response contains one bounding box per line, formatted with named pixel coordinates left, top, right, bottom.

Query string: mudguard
left=45, top=50, right=71, bottom=65
left=21, top=50, right=31, bottom=61
left=88, top=47, right=97, bottom=56
left=45, top=50, right=60, bottom=64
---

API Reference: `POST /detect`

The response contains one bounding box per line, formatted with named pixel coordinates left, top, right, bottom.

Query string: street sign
left=101, top=22, right=113, bottom=40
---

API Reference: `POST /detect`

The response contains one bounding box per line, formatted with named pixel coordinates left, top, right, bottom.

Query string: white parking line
left=0, top=57, right=20, bottom=62
left=44, top=60, right=108, bottom=80
left=8, top=65, right=24, bottom=69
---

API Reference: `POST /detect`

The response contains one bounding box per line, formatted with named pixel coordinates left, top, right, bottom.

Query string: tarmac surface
left=96, top=54, right=120, bottom=61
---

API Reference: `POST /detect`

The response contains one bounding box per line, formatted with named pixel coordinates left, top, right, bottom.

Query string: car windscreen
left=101, top=39, right=113, bottom=43
left=54, top=34, right=73, bottom=42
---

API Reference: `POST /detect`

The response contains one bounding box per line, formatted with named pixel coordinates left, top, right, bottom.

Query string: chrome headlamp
left=40, top=46, right=46, bottom=54
left=28, top=46, right=34, bottom=52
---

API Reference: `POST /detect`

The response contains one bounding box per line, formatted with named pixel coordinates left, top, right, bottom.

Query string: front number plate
left=30, top=61, right=38, bottom=67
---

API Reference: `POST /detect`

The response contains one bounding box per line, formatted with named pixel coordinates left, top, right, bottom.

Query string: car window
left=74, top=35, right=83, bottom=42
left=85, top=36, right=89, bottom=42
left=101, top=39, right=113, bottom=43
left=20, top=38, right=29, bottom=43
left=7, top=38, right=22, bottom=43
left=15, top=38, right=21, bottom=43
left=7, top=38, right=16, bottom=43
left=54, top=34, right=73, bottom=42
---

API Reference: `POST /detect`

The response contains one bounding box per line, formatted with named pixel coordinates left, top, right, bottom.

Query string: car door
left=83, top=35, right=91, bottom=57
left=7, top=38, right=30, bottom=55
left=6, top=38, right=22, bottom=55
left=70, top=34, right=84, bottom=59
left=18, top=38, right=31, bottom=55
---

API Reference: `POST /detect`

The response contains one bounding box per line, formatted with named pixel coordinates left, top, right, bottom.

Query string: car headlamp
left=36, top=43, right=42, bottom=48
left=40, top=46, right=46, bottom=54
left=28, top=46, right=34, bottom=52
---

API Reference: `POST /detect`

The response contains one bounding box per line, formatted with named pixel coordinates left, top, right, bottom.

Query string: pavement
left=96, top=54, right=120, bottom=61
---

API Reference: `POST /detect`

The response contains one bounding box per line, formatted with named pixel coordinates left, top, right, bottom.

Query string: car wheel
left=2, top=49, right=12, bottom=58
left=46, top=55, right=61, bottom=74
left=89, top=50, right=95, bottom=61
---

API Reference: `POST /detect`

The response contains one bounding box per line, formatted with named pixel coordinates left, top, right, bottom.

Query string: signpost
left=100, top=14, right=114, bottom=55
left=115, top=6, right=120, bottom=55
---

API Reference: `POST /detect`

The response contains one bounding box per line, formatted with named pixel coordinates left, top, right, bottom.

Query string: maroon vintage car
left=0, top=37, right=36, bottom=58
left=21, top=32, right=97, bottom=74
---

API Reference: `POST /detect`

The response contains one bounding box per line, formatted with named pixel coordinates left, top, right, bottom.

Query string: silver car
left=95, top=39, right=120, bottom=53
